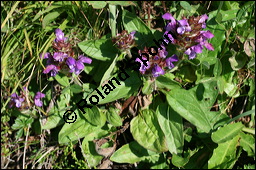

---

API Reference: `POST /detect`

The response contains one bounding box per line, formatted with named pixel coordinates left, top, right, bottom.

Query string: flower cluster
left=136, top=46, right=178, bottom=77
left=112, top=30, right=136, bottom=51
left=42, top=29, right=92, bottom=76
left=162, top=13, right=214, bottom=59
left=9, top=87, right=45, bottom=109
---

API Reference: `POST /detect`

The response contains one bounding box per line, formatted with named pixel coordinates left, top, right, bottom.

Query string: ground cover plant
left=1, top=1, right=255, bottom=169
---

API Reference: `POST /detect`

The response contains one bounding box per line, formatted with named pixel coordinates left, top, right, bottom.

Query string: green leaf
left=42, top=11, right=61, bottom=28
left=156, top=103, right=183, bottom=154
left=180, top=1, right=192, bottom=11
left=165, top=81, right=219, bottom=133
left=130, top=110, right=168, bottom=153
left=172, top=148, right=199, bottom=167
left=54, top=74, right=69, bottom=87
left=156, top=73, right=181, bottom=90
left=106, top=107, right=122, bottom=127
left=110, top=141, right=159, bottom=163
left=211, top=122, right=244, bottom=143
left=229, top=52, right=247, bottom=71
left=122, top=10, right=154, bottom=49
left=99, top=54, right=118, bottom=86
left=82, top=106, right=106, bottom=127
left=82, top=139, right=103, bottom=167
left=208, top=135, right=240, bottom=169
left=107, top=1, right=135, bottom=6
left=87, top=1, right=107, bottom=9
left=70, top=84, right=83, bottom=93
left=142, top=79, right=154, bottom=95
left=239, top=132, right=255, bottom=157
left=78, top=38, right=118, bottom=61
left=86, top=69, right=142, bottom=105
left=58, top=110, right=110, bottom=144
left=224, top=82, right=240, bottom=97
left=213, top=58, right=222, bottom=77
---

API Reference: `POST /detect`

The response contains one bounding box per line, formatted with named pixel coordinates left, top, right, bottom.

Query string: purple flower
left=152, top=64, right=165, bottom=77
left=53, top=52, right=68, bottom=62
left=177, top=19, right=191, bottom=35
left=198, top=14, right=208, bottom=28
left=55, top=28, right=68, bottom=42
left=200, top=30, right=214, bottom=39
left=43, top=64, right=59, bottom=77
left=165, top=54, right=178, bottom=69
left=203, top=42, right=214, bottom=51
left=78, top=55, right=92, bottom=64
left=9, top=93, right=24, bottom=108
left=66, top=57, right=76, bottom=71
left=135, top=56, right=150, bottom=74
left=185, top=47, right=197, bottom=60
left=66, top=56, right=92, bottom=75
left=158, top=47, right=168, bottom=58
left=163, top=13, right=177, bottom=33
left=130, top=31, right=136, bottom=39
left=34, top=92, right=45, bottom=107
left=40, top=52, right=51, bottom=59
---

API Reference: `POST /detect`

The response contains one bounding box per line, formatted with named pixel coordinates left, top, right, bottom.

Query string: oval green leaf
left=156, top=103, right=184, bottom=154
left=110, top=141, right=159, bottom=163
left=130, top=110, right=168, bottom=153
left=211, top=122, right=244, bottom=143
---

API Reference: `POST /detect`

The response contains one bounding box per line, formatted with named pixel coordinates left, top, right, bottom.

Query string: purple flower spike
left=43, top=64, right=59, bottom=77
left=78, top=55, right=92, bottom=64
left=9, top=93, right=24, bottom=108
left=166, top=54, right=178, bottom=69
left=55, top=28, right=68, bottom=42
left=34, top=92, right=45, bottom=107
left=152, top=64, right=165, bottom=77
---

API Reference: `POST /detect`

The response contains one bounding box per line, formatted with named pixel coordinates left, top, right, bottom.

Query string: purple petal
left=200, top=30, right=214, bottom=39
left=66, top=57, right=76, bottom=69
left=130, top=31, right=136, bottom=39
left=178, top=19, right=189, bottom=26
left=185, top=48, right=197, bottom=60
left=34, top=98, right=43, bottom=107
left=53, top=52, right=64, bottom=62
left=75, top=61, right=84, bottom=70
left=43, top=65, right=57, bottom=74
left=158, top=49, right=168, bottom=58
left=204, top=42, right=214, bottom=51
left=162, top=13, right=173, bottom=20
left=43, top=65, right=58, bottom=76
left=152, top=64, right=165, bottom=77
left=166, top=54, right=178, bottom=69
left=11, top=93, right=18, bottom=98
left=177, top=26, right=185, bottom=34
left=199, top=14, right=208, bottom=23
left=78, top=55, right=92, bottom=64
left=35, top=92, right=45, bottom=99
left=193, top=45, right=203, bottom=53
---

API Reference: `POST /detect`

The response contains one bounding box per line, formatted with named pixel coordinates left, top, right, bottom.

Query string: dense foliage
left=1, top=1, right=255, bottom=169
